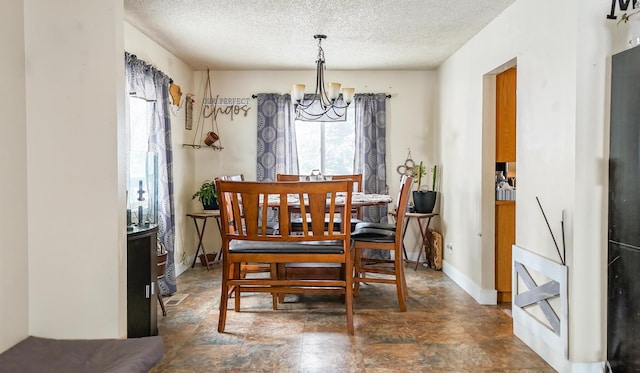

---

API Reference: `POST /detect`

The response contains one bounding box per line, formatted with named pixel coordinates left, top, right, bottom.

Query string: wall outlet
left=446, top=243, right=453, bottom=251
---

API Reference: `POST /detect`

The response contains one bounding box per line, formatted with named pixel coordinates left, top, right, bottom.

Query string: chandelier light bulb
left=292, top=84, right=305, bottom=102
left=342, top=87, right=355, bottom=104
left=328, top=82, right=341, bottom=100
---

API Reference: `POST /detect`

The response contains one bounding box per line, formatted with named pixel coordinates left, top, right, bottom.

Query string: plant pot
left=204, top=131, right=219, bottom=146
left=202, top=199, right=219, bottom=210
left=413, top=191, right=437, bottom=213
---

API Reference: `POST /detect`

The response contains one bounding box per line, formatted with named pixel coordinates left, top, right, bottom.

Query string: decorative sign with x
left=514, top=262, right=561, bottom=335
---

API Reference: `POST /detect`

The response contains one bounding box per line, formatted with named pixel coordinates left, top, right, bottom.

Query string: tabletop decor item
left=192, top=180, right=218, bottom=210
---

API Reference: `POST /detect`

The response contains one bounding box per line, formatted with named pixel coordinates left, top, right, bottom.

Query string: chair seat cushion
left=351, top=227, right=396, bottom=242
left=230, top=240, right=344, bottom=254
left=354, top=222, right=395, bottom=231
left=290, top=218, right=361, bottom=232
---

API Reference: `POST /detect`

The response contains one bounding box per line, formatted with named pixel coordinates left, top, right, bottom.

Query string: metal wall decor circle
left=397, top=150, right=416, bottom=176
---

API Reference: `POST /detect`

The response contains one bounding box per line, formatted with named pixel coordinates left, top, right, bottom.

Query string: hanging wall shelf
left=182, top=68, right=223, bottom=150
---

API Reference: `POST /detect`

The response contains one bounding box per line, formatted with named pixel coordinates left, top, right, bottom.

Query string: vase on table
left=413, top=191, right=437, bottom=213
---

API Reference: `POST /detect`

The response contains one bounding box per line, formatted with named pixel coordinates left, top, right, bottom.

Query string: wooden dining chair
left=217, top=174, right=275, bottom=281
left=156, top=241, right=168, bottom=317
left=276, top=173, right=363, bottom=232
left=325, top=174, right=363, bottom=222
left=215, top=179, right=355, bottom=334
left=351, top=175, right=413, bottom=311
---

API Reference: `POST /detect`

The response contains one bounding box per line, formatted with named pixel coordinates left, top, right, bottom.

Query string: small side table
left=401, top=212, right=439, bottom=270
left=187, top=211, right=222, bottom=270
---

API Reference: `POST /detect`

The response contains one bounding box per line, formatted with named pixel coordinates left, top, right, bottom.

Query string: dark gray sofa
left=0, top=336, right=163, bottom=373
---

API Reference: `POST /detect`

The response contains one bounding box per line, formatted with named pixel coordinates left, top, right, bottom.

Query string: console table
left=187, top=211, right=221, bottom=270
left=392, top=212, right=439, bottom=270
left=127, top=225, right=158, bottom=338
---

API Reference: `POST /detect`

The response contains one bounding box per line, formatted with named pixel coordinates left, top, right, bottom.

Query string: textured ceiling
left=124, top=0, right=514, bottom=71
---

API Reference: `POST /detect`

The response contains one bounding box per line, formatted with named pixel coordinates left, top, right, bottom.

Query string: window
left=295, top=106, right=355, bottom=175
left=127, top=97, right=157, bottom=225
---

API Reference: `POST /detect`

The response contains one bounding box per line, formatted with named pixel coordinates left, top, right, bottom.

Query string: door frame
left=481, top=58, right=517, bottom=303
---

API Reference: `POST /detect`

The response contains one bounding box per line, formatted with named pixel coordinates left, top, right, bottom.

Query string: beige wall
left=438, top=0, right=617, bottom=369
left=1, top=0, right=621, bottom=367
left=24, top=0, right=127, bottom=338
left=0, top=0, right=29, bottom=353
left=124, top=23, right=197, bottom=276
left=188, top=69, right=438, bottom=259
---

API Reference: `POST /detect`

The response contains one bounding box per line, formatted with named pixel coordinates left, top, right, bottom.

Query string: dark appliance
left=608, top=45, right=640, bottom=371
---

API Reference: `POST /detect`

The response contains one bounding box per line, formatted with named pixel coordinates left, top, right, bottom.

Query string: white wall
left=0, top=0, right=29, bottom=353
left=438, top=0, right=616, bottom=369
left=124, top=23, right=196, bottom=276
left=189, top=70, right=438, bottom=258
left=24, top=0, right=127, bottom=338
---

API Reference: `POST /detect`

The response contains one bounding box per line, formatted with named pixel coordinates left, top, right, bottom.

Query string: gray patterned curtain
left=256, top=93, right=299, bottom=181
left=125, top=52, right=177, bottom=294
left=354, top=93, right=388, bottom=223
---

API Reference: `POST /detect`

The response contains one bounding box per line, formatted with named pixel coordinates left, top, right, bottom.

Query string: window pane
left=295, top=122, right=321, bottom=174
left=324, top=122, right=354, bottom=175
left=128, top=98, right=153, bottom=212
left=129, top=98, right=151, bottom=152
left=295, top=106, right=355, bottom=176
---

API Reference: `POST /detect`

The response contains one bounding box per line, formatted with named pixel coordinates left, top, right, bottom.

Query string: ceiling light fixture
left=291, top=35, right=355, bottom=121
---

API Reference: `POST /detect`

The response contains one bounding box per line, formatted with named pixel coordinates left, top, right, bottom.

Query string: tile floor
left=151, top=263, right=555, bottom=373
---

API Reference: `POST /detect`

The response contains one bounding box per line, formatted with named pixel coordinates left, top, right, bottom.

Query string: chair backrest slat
left=326, top=174, right=363, bottom=193
left=393, top=175, right=413, bottom=232
left=215, top=180, right=352, bottom=243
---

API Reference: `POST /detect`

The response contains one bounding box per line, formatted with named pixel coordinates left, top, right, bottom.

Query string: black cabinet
left=608, top=46, right=640, bottom=371
left=608, top=242, right=640, bottom=371
left=127, top=225, right=158, bottom=338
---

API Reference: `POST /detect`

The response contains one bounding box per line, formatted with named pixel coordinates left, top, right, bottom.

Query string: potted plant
left=192, top=180, right=218, bottom=210
left=413, top=162, right=438, bottom=213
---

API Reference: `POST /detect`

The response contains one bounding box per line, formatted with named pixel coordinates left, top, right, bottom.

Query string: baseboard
left=441, top=261, right=605, bottom=372
left=175, top=261, right=190, bottom=277
left=442, top=261, right=497, bottom=305
left=514, top=310, right=605, bottom=372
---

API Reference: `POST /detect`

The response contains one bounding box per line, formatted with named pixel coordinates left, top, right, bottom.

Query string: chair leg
left=395, top=253, right=407, bottom=312
left=400, top=256, right=409, bottom=300
left=157, top=285, right=167, bottom=317
left=271, top=263, right=279, bottom=310
left=227, top=262, right=236, bottom=297
left=234, top=262, right=241, bottom=312
left=353, top=246, right=362, bottom=296
left=218, top=259, right=230, bottom=333
left=345, top=257, right=355, bottom=335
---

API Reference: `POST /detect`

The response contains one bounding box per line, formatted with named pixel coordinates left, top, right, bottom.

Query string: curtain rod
left=251, top=94, right=391, bottom=99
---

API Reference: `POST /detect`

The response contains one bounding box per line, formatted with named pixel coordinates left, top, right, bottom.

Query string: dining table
left=266, top=191, right=392, bottom=208
left=266, top=191, right=392, bottom=233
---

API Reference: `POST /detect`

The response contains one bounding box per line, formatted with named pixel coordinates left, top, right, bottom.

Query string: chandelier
left=291, top=35, right=355, bottom=121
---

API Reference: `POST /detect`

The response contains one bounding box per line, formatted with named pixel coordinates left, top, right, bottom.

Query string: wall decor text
left=203, top=95, right=251, bottom=121
left=607, top=0, right=638, bottom=19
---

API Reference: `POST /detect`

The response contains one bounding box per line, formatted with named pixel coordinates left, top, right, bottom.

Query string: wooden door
left=496, top=67, right=516, bottom=162
left=495, top=201, right=515, bottom=302
left=495, top=67, right=516, bottom=303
